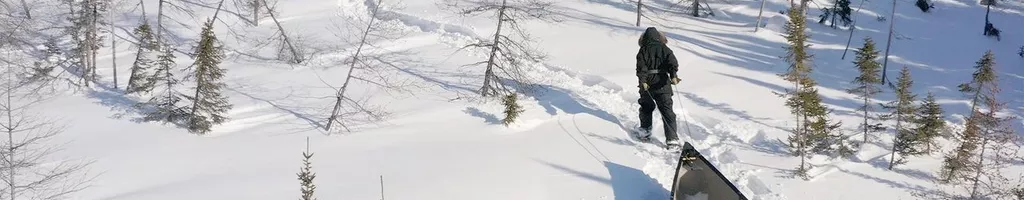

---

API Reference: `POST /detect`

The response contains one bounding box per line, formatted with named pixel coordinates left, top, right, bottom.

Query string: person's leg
left=638, top=90, right=656, bottom=135
left=655, top=92, right=679, bottom=143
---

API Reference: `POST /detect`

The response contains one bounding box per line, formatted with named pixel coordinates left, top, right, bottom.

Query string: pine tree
left=184, top=20, right=232, bottom=134
left=881, top=66, right=922, bottom=169
left=126, top=23, right=159, bottom=94
left=939, top=50, right=996, bottom=184
left=913, top=92, right=945, bottom=153
left=297, top=140, right=317, bottom=200
left=846, top=37, right=884, bottom=145
left=137, top=43, right=187, bottom=124
left=502, top=94, right=524, bottom=126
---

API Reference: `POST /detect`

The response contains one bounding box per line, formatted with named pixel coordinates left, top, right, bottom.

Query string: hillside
left=0, top=0, right=1022, bottom=199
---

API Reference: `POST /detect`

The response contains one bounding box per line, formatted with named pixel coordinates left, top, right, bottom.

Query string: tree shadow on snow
left=712, top=71, right=861, bottom=117
left=539, top=160, right=670, bottom=200
left=863, top=155, right=938, bottom=181
left=837, top=167, right=954, bottom=198
left=84, top=79, right=151, bottom=123
left=462, top=107, right=501, bottom=125
left=523, top=84, right=628, bottom=131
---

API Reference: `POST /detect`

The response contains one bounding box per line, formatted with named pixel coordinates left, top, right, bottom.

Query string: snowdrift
left=671, top=142, right=748, bottom=200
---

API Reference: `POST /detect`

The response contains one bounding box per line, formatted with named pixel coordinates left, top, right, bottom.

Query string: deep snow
left=5, top=0, right=1022, bottom=199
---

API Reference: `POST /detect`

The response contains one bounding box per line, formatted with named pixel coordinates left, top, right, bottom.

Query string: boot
left=666, top=139, right=681, bottom=151
left=636, top=128, right=652, bottom=142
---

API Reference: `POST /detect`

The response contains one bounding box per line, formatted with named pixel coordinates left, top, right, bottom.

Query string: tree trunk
left=90, top=2, right=99, bottom=85
left=692, top=0, right=700, bottom=17
left=841, top=21, right=856, bottom=59
left=325, top=0, right=382, bottom=132
left=888, top=110, right=901, bottom=170
left=20, top=0, right=31, bottom=19
left=253, top=0, right=260, bottom=25
left=636, top=0, right=642, bottom=26
left=5, top=63, right=15, bottom=200
left=863, top=95, right=869, bottom=144
left=157, top=0, right=165, bottom=47
left=189, top=67, right=203, bottom=129
left=261, top=0, right=302, bottom=63
left=969, top=137, right=989, bottom=199
left=880, top=0, right=896, bottom=84
left=480, top=0, right=507, bottom=97
left=830, top=1, right=838, bottom=28
left=755, top=0, right=767, bottom=32
left=111, top=10, right=118, bottom=89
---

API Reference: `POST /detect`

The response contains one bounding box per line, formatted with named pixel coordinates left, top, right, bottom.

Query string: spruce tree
left=776, top=6, right=814, bottom=178
left=914, top=92, right=945, bottom=153
left=137, top=43, right=187, bottom=124
left=881, top=66, right=922, bottom=169
left=297, top=140, right=317, bottom=200
left=950, top=51, right=1022, bottom=199
left=965, top=87, right=1018, bottom=199
left=846, top=37, right=884, bottom=145
left=940, top=50, right=996, bottom=184
left=185, top=20, right=232, bottom=135
left=126, top=23, right=159, bottom=94
left=502, top=94, right=523, bottom=126
left=776, top=6, right=850, bottom=179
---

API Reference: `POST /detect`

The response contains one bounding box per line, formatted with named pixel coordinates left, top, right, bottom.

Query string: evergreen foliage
left=184, top=20, right=232, bottom=135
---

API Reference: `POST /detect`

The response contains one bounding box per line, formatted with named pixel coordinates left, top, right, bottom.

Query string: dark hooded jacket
left=636, top=27, right=679, bottom=94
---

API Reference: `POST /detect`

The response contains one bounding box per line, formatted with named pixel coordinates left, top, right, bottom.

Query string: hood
left=638, top=27, right=667, bottom=47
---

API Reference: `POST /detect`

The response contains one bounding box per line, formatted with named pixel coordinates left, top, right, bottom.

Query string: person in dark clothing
left=635, top=27, right=681, bottom=148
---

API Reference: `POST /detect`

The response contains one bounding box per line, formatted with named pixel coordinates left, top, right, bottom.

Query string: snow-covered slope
left=9, top=0, right=1022, bottom=199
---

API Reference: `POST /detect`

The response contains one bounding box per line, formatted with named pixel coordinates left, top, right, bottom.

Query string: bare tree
left=440, top=0, right=562, bottom=124
left=258, top=0, right=303, bottom=64
left=441, top=0, right=561, bottom=96
left=0, top=26, right=93, bottom=200
left=323, top=0, right=416, bottom=132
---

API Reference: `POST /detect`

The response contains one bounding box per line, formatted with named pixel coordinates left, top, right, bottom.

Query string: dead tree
left=324, top=0, right=416, bottom=132
left=441, top=0, right=561, bottom=98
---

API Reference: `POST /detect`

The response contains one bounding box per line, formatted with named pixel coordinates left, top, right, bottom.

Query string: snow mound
left=762, top=15, right=789, bottom=33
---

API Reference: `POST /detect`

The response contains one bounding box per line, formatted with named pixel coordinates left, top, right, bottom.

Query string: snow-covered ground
left=8, top=0, right=1023, bottom=199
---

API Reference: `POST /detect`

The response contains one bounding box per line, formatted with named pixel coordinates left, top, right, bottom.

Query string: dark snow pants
left=638, top=90, right=678, bottom=142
